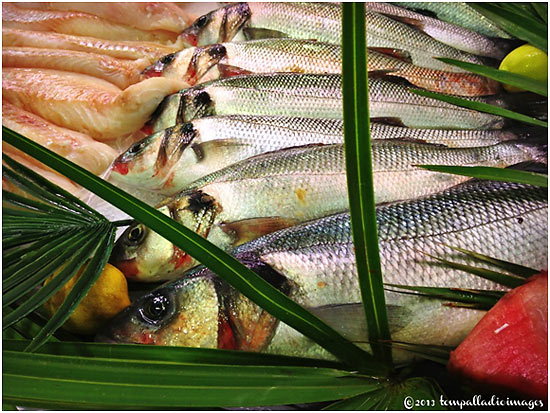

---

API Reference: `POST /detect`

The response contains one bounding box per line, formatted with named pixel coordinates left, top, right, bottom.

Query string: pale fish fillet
left=2, top=148, right=84, bottom=198
left=2, top=101, right=118, bottom=175
left=16, top=2, right=193, bottom=32
left=2, top=28, right=178, bottom=61
left=2, top=3, right=177, bottom=43
left=3, top=47, right=148, bottom=89
left=2, top=68, right=188, bottom=141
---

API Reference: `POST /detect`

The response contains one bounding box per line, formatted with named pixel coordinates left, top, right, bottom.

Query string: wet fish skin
left=146, top=39, right=499, bottom=96
left=392, top=2, right=512, bottom=39
left=110, top=140, right=544, bottom=282
left=112, top=115, right=344, bottom=192
left=366, top=2, right=514, bottom=59
left=182, top=2, right=487, bottom=72
left=149, top=73, right=506, bottom=133
left=113, top=115, right=537, bottom=193
left=101, top=180, right=548, bottom=358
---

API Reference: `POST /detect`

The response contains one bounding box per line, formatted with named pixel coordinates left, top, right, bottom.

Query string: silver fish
left=109, top=141, right=544, bottom=282
left=180, top=2, right=487, bottom=72
left=101, top=180, right=548, bottom=359
left=149, top=73, right=508, bottom=132
left=392, top=2, right=512, bottom=39
left=366, top=3, right=516, bottom=59
left=112, top=115, right=543, bottom=194
left=144, top=39, right=500, bottom=96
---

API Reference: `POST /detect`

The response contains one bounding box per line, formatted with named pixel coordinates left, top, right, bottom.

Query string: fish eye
left=160, top=53, right=176, bottom=65
left=129, top=141, right=145, bottom=154
left=208, top=44, right=226, bottom=59
left=127, top=224, right=146, bottom=245
left=195, top=14, right=209, bottom=28
left=139, top=293, right=174, bottom=325
left=194, top=91, right=211, bottom=106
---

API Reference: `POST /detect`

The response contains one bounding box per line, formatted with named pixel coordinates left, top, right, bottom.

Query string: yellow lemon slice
left=43, top=263, right=131, bottom=335
left=499, top=44, right=548, bottom=92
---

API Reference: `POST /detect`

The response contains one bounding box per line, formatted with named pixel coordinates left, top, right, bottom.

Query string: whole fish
left=392, top=2, right=511, bottom=39
left=180, top=2, right=487, bottom=72
left=112, top=116, right=344, bottom=192
left=365, top=3, right=516, bottom=59
left=148, top=73, right=510, bottom=133
left=109, top=141, right=544, bottom=282
left=113, top=115, right=542, bottom=193
left=144, top=39, right=499, bottom=96
left=100, top=180, right=548, bottom=359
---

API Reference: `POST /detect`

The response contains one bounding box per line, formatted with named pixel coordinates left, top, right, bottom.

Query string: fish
left=113, top=115, right=543, bottom=193
left=365, top=3, right=517, bottom=59
left=144, top=39, right=499, bottom=96
left=2, top=28, right=178, bottom=61
left=109, top=140, right=545, bottom=282
left=2, top=47, right=148, bottom=89
left=2, top=3, right=177, bottom=43
left=111, top=116, right=344, bottom=192
left=180, top=2, right=488, bottom=72
left=148, top=73, right=510, bottom=133
left=100, top=180, right=548, bottom=359
left=2, top=68, right=187, bottom=141
left=14, top=2, right=193, bottom=33
left=2, top=102, right=118, bottom=176
left=392, top=2, right=512, bottom=39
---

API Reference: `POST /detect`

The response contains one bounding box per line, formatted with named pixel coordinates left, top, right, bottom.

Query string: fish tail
left=489, top=37, right=525, bottom=60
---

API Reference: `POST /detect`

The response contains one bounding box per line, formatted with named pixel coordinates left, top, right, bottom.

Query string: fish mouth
left=179, top=30, right=198, bottom=47
left=111, top=258, right=139, bottom=279
left=111, top=159, right=130, bottom=176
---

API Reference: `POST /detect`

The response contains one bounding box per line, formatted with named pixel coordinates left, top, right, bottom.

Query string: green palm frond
left=2, top=155, right=117, bottom=351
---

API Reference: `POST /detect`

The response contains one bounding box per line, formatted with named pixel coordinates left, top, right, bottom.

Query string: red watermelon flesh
left=448, top=271, right=548, bottom=400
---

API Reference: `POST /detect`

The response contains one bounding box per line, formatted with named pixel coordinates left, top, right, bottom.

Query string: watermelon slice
left=448, top=271, right=548, bottom=400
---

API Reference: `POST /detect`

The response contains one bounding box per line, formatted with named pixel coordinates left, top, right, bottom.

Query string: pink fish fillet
left=3, top=47, right=148, bottom=89
left=2, top=3, right=177, bottom=43
left=2, top=68, right=188, bottom=141
left=2, top=101, right=118, bottom=175
left=15, top=2, right=193, bottom=33
left=3, top=28, right=179, bottom=60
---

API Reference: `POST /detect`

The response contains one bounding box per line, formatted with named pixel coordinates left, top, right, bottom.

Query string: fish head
left=179, top=3, right=250, bottom=47
left=110, top=191, right=221, bottom=282
left=97, top=269, right=220, bottom=347
left=110, top=209, right=197, bottom=282
left=142, top=45, right=227, bottom=85
left=110, top=132, right=164, bottom=188
left=98, top=260, right=284, bottom=351
left=180, top=88, right=215, bottom=122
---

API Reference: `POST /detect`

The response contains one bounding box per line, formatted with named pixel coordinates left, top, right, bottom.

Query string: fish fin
left=368, top=47, right=413, bottom=63
left=191, top=139, right=253, bottom=162
left=308, top=303, right=411, bottom=342
left=217, top=257, right=293, bottom=351
left=381, top=14, right=426, bottom=32
left=366, top=69, right=401, bottom=79
left=218, top=63, right=254, bottom=78
left=370, top=117, right=407, bottom=127
left=242, top=27, right=290, bottom=40
left=219, top=217, right=300, bottom=246
left=372, top=137, right=449, bottom=148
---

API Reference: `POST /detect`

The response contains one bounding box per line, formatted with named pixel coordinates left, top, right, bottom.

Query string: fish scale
left=151, top=73, right=506, bottom=132
left=101, top=180, right=547, bottom=359
left=110, top=141, right=544, bottom=282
